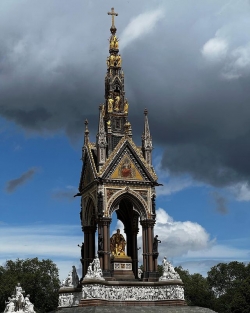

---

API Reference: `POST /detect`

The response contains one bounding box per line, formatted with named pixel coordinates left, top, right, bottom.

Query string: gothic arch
left=82, top=196, right=96, bottom=226
left=107, top=188, right=148, bottom=220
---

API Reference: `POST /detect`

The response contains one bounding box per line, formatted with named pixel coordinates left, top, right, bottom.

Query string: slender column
left=141, top=221, right=148, bottom=280
left=97, top=224, right=104, bottom=269
left=100, top=217, right=112, bottom=277
left=83, top=229, right=88, bottom=277
left=132, top=229, right=138, bottom=278
left=148, top=225, right=153, bottom=272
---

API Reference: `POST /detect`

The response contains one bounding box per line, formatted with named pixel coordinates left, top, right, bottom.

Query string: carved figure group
left=81, top=284, right=184, bottom=301
left=109, top=35, right=119, bottom=49
left=110, top=229, right=126, bottom=256
left=58, top=293, right=80, bottom=307
left=159, top=257, right=181, bottom=281
left=106, top=54, right=122, bottom=68
left=4, top=283, right=36, bottom=313
left=84, top=256, right=104, bottom=281
left=61, top=266, right=79, bottom=288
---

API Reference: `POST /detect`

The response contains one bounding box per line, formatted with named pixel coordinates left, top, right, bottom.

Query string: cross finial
left=108, top=7, right=118, bottom=28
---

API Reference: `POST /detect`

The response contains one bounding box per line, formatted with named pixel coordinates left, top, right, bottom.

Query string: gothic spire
left=103, top=8, right=131, bottom=155
left=142, top=109, right=153, bottom=165
left=96, top=104, right=107, bottom=170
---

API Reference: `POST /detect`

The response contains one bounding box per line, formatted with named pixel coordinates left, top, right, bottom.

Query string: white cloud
left=201, top=37, right=228, bottom=62
left=154, top=209, right=213, bottom=258
left=112, top=209, right=212, bottom=261
left=228, top=181, right=250, bottom=201
left=119, top=9, right=165, bottom=50
left=0, top=224, right=82, bottom=280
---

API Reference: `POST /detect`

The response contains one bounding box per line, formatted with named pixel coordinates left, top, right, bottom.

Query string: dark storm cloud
left=6, top=167, right=38, bottom=193
left=1, top=0, right=250, bottom=187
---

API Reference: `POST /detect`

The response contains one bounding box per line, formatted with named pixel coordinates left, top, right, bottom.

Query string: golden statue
left=110, top=35, right=119, bottom=49
left=107, top=120, right=111, bottom=127
left=109, top=55, right=115, bottom=67
left=108, top=96, right=114, bottom=113
left=114, top=95, right=120, bottom=111
left=106, top=57, right=110, bottom=68
left=123, top=99, right=129, bottom=114
left=115, top=54, right=122, bottom=67
left=110, top=229, right=126, bottom=256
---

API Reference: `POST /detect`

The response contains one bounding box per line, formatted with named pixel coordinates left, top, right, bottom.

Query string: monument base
left=111, top=256, right=135, bottom=280
left=58, top=280, right=185, bottom=307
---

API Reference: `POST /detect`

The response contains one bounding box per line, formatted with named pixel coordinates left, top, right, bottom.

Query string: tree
left=207, top=261, right=250, bottom=313
left=175, top=266, right=215, bottom=308
left=230, top=276, right=250, bottom=313
left=0, top=258, right=60, bottom=313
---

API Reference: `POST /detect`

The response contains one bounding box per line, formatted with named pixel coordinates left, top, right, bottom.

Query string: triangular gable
left=110, top=153, right=144, bottom=181
left=99, top=137, right=157, bottom=182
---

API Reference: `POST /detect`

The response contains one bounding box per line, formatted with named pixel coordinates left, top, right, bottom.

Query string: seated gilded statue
left=110, top=229, right=126, bottom=257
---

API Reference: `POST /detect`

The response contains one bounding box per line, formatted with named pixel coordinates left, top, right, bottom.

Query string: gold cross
left=108, top=7, right=118, bottom=28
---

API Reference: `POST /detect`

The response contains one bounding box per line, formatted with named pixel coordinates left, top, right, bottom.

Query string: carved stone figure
left=98, top=233, right=103, bottom=251
left=61, top=266, right=79, bottom=288
left=15, top=283, right=25, bottom=311
left=4, top=296, right=15, bottom=313
left=108, top=96, right=114, bottom=113
left=159, top=257, right=181, bottom=281
left=138, top=268, right=143, bottom=279
left=152, top=235, right=161, bottom=253
left=110, top=229, right=126, bottom=256
left=78, top=242, right=84, bottom=259
left=123, top=99, right=129, bottom=114
left=24, top=295, right=35, bottom=313
left=84, top=256, right=104, bottom=281
left=114, top=95, right=120, bottom=112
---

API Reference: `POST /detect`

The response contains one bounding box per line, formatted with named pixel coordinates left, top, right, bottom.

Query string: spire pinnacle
left=84, top=119, right=89, bottom=144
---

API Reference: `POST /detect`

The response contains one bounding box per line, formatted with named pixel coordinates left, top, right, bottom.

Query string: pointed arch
left=107, top=188, right=148, bottom=220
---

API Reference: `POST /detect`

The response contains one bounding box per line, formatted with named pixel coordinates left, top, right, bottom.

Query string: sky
left=1, top=0, right=250, bottom=281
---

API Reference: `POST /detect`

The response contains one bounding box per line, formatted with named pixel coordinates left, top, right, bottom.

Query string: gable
left=83, top=156, right=95, bottom=187
left=110, top=153, right=144, bottom=181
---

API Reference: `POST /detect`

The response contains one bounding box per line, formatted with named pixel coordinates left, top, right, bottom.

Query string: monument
left=3, top=283, right=36, bottom=313
left=58, top=7, right=185, bottom=307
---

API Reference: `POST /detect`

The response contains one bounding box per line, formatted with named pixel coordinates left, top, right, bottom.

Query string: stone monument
left=58, top=6, right=186, bottom=308
left=3, top=283, right=36, bottom=313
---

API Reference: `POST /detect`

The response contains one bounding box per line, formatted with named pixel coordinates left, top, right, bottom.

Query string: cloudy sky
left=1, top=0, right=250, bottom=280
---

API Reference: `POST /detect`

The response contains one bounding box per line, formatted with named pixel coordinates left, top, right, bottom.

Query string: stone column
left=132, top=228, right=139, bottom=278
left=148, top=224, right=153, bottom=272
left=141, top=220, right=148, bottom=280
left=101, top=217, right=112, bottom=278
left=83, top=227, right=88, bottom=277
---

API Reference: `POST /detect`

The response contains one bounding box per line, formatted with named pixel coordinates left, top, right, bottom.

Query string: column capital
left=140, top=219, right=155, bottom=228
left=98, top=217, right=112, bottom=226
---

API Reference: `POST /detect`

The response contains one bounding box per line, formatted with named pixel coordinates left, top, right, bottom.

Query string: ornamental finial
left=108, top=7, right=118, bottom=34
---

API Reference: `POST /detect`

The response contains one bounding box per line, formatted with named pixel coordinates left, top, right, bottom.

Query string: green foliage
left=175, top=266, right=215, bottom=308
left=207, top=261, right=250, bottom=313
left=0, top=258, right=60, bottom=313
